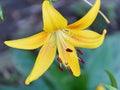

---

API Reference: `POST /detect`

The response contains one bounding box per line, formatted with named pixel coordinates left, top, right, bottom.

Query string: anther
left=79, top=58, right=85, bottom=64
left=66, top=48, right=73, bottom=52
left=57, top=57, right=62, bottom=63
left=67, top=66, right=73, bottom=75
left=77, top=49, right=83, bottom=55
left=58, top=65, right=64, bottom=72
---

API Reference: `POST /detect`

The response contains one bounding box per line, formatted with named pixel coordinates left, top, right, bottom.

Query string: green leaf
left=0, top=79, right=51, bottom=90
left=10, top=49, right=88, bottom=90
left=48, top=64, right=88, bottom=90
left=7, top=49, right=51, bottom=90
left=85, top=32, right=120, bottom=90
left=0, top=6, right=3, bottom=20
left=104, top=84, right=118, bottom=90
left=105, top=70, right=118, bottom=88
left=11, top=49, right=36, bottom=76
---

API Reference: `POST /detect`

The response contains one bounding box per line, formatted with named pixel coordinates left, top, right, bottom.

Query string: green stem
left=0, top=6, right=3, bottom=20
left=49, top=0, right=53, bottom=5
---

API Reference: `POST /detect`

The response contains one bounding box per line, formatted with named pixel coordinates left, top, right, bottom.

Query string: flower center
left=55, top=30, right=85, bottom=74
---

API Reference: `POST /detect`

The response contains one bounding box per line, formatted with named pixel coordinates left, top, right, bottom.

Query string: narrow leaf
left=104, top=84, right=118, bottom=90
left=105, top=70, right=118, bottom=88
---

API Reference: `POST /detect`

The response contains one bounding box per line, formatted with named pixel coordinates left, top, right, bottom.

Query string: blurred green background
left=0, top=0, right=120, bottom=90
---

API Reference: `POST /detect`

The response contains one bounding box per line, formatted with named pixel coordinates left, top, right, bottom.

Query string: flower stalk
left=84, top=0, right=110, bottom=24
left=49, top=0, right=53, bottom=5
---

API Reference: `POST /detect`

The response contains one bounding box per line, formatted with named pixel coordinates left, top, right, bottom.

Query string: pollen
left=57, top=57, right=63, bottom=63
left=77, top=49, right=83, bottom=55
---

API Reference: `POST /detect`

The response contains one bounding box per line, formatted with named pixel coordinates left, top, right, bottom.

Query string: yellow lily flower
left=4, top=0, right=106, bottom=85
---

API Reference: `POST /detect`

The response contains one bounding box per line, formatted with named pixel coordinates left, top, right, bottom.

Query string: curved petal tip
left=25, top=78, right=30, bottom=85
left=74, top=71, right=81, bottom=77
left=25, top=77, right=31, bottom=85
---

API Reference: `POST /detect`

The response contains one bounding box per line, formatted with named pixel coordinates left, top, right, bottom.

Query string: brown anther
left=66, top=48, right=73, bottom=52
left=58, top=66, right=64, bottom=72
left=77, top=49, right=83, bottom=55
left=79, top=58, right=85, bottom=64
left=57, top=57, right=62, bottom=63
left=67, top=66, right=73, bottom=74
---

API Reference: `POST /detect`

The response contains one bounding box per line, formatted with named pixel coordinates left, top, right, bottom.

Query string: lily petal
left=63, top=29, right=107, bottom=48
left=42, top=0, right=67, bottom=32
left=56, top=31, right=80, bottom=76
left=4, top=32, right=49, bottom=50
left=67, top=0, right=100, bottom=30
left=25, top=34, right=56, bottom=85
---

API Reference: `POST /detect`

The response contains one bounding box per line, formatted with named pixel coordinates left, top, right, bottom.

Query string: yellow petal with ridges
left=42, top=0, right=67, bottom=32
left=67, top=0, right=100, bottom=30
left=63, top=29, right=107, bottom=48
left=4, top=32, right=49, bottom=50
left=56, top=31, right=80, bottom=76
left=25, top=34, right=56, bottom=85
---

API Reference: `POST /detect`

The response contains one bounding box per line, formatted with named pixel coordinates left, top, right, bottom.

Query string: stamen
left=57, top=57, right=62, bottom=63
left=66, top=48, right=73, bottom=52
left=79, top=58, right=85, bottom=64
left=67, top=66, right=73, bottom=74
left=77, top=49, right=83, bottom=55
left=58, top=65, right=64, bottom=72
